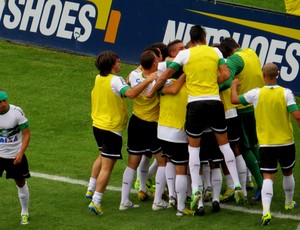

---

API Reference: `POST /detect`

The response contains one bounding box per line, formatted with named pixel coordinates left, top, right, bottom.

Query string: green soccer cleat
left=190, top=189, right=201, bottom=210
left=20, top=215, right=29, bottom=225
left=285, top=201, right=297, bottom=210
left=260, top=212, right=271, bottom=226
left=88, top=201, right=103, bottom=215
left=134, top=178, right=140, bottom=190
left=234, top=186, right=245, bottom=205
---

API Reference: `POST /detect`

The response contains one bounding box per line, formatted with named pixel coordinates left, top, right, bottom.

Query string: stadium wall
left=0, top=0, right=299, bottom=95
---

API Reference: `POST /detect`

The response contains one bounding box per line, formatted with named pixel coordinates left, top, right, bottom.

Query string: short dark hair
left=167, top=39, right=183, bottom=56
left=95, top=51, right=119, bottom=76
left=220, top=37, right=239, bottom=58
left=190, top=25, right=206, bottom=43
left=140, top=50, right=156, bottom=70
left=144, top=42, right=168, bottom=60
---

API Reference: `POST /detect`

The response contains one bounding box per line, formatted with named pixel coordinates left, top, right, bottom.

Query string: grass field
left=0, top=1, right=299, bottom=229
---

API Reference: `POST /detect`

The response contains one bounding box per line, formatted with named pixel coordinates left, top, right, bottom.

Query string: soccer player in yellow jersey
left=231, top=63, right=300, bottom=226
left=220, top=37, right=264, bottom=201
left=120, top=50, right=171, bottom=211
left=87, top=51, right=157, bottom=215
left=148, top=25, right=244, bottom=209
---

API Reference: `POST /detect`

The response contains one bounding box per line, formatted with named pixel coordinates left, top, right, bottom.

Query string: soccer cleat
left=251, top=189, right=261, bottom=201
left=137, top=190, right=149, bottom=201
left=190, top=189, right=201, bottom=210
left=176, top=208, right=195, bottom=217
left=212, top=200, right=221, bottom=213
left=152, top=200, right=171, bottom=211
left=20, top=215, right=29, bottom=225
left=146, top=179, right=155, bottom=193
left=234, top=186, right=245, bottom=204
left=134, top=177, right=140, bottom=190
left=246, top=181, right=254, bottom=190
left=203, top=186, right=213, bottom=202
left=168, top=196, right=177, bottom=207
left=260, top=212, right=271, bottom=226
left=194, top=206, right=205, bottom=216
left=85, top=190, right=93, bottom=199
left=285, top=201, right=297, bottom=210
left=119, top=201, right=140, bottom=210
left=220, top=189, right=235, bottom=203
left=88, top=202, right=103, bottom=215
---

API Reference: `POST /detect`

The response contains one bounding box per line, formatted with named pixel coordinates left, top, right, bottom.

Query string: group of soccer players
left=86, top=24, right=300, bottom=226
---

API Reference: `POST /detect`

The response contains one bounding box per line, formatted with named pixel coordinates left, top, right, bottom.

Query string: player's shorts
left=0, top=155, right=31, bottom=180
left=93, top=126, right=123, bottom=159
left=226, top=116, right=240, bottom=143
left=200, top=131, right=223, bottom=164
left=237, top=110, right=258, bottom=152
left=260, top=144, right=296, bottom=174
left=159, top=139, right=189, bottom=165
left=185, top=100, right=227, bottom=138
left=127, top=114, right=161, bottom=155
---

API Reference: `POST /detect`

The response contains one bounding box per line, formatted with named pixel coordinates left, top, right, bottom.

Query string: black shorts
left=0, top=155, right=30, bottom=180
left=160, top=139, right=189, bottom=165
left=127, top=114, right=161, bottom=155
left=185, top=100, right=227, bottom=138
left=93, top=126, right=123, bottom=159
left=260, top=144, right=296, bottom=173
left=226, top=116, right=240, bottom=142
left=200, top=131, right=223, bottom=164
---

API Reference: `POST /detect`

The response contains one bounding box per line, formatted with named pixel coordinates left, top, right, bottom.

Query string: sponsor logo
left=0, top=0, right=120, bottom=43
left=163, top=13, right=300, bottom=82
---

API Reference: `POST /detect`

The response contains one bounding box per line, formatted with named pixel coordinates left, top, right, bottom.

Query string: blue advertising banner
left=0, top=0, right=299, bottom=94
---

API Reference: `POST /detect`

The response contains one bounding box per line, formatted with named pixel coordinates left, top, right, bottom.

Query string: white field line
left=31, top=172, right=300, bottom=222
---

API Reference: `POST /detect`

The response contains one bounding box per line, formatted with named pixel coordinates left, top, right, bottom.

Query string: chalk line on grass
left=31, top=172, right=300, bottom=222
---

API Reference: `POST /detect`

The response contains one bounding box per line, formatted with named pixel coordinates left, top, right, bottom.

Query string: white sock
left=236, top=155, right=247, bottom=196
left=138, top=156, right=150, bottom=192
left=154, top=167, right=166, bottom=204
left=225, top=174, right=234, bottom=190
left=17, top=182, right=29, bottom=216
left=202, top=163, right=211, bottom=189
left=92, top=191, right=103, bottom=206
left=219, top=144, right=240, bottom=188
left=211, top=168, right=222, bottom=202
left=121, top=167, right=135, bottom=204
left=188, top=146, right=201, bottom=193
left=88, top=177, right=97, bottom=192
left=176, top=175, right=187, bottom=212
left=166, top=162, right=176, bottom=198
left=148, top=159, right=158, bottom=177
left=283, top=174, right=295, bottom=206
left=262, top=179, right=273, bottom=215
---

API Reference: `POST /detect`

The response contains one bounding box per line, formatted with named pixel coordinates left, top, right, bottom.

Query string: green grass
left=0, top=1, right=299, bottom=229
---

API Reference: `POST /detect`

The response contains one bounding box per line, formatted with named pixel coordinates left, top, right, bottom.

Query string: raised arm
left=230, top=79, right=241, bottom=104
left=147, top=67, right=176, bottom=98
left=125, top=72, right=157, bottom=99
left=162, top=73, right=186, bottom=95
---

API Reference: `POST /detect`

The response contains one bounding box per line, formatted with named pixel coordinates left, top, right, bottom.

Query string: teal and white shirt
left=0, top=105, right=29, bottom=159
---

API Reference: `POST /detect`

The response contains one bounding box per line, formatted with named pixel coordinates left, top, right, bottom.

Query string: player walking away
left=0, top=90, right=31, bottom=225
left=87, top=51, right=157, bottom=215
left=231, top=63, right=300, bottom=225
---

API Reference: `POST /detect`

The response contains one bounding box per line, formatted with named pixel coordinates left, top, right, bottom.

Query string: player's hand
left=147, top=72, right=158, bottom=83
left=231, top=79, right=241, bottom=87
left=13, top=153, right=23, bottom=165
